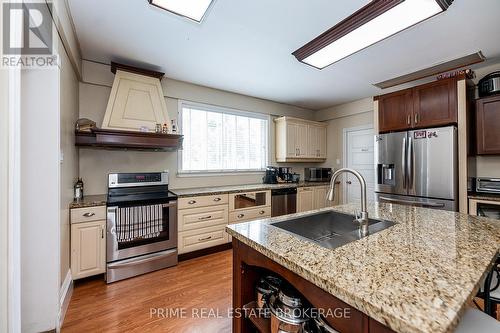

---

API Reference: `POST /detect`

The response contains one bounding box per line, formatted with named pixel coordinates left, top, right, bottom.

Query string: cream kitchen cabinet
left=297, top=187, right=315, bottom=212
left=178, top=194, right=230, bottom=254
left=313, top=185, right=330, bottom=210
left=70, top=207, right=107, bottom=280
left=275, top=117, right=327, bottom=162
left=229, top=190, right=272, bottom=224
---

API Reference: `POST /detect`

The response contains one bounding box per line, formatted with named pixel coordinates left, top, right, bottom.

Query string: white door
left=344, top=127, right=375, bottom=205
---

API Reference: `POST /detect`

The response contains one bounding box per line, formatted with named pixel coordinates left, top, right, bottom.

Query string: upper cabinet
left=275, top=117, right=327, bottom=162
left=476, top=95, right=500, bottom=155
left=376, top=77, right=458, bottom=133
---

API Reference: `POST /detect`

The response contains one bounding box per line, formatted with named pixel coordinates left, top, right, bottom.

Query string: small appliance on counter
left=263, top=166, right=279, bottom=184
left=478, top=71, right=500, bottom=97
left=304, top=168, right=332, bottom=182
left=277, top=167, right=295, bottom=183
left=476, top=178, right=500, bottom=194
left=73, top=178, right=84, bottom=201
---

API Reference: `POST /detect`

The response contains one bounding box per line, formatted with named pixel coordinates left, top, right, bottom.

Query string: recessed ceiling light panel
left=148, top=0, right=215, bottom=23
left=293, top=0, right=454, bottom=69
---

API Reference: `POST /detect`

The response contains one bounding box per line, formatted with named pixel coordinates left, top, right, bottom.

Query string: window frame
left=177, top=100, right=270, bottom=176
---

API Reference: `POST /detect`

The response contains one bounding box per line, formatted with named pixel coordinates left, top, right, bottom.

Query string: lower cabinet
left=178, top=224, right=229, bottom=254
left=71, top=219, right=106, bottom=280
left=298, top=185, right=336, bottom=213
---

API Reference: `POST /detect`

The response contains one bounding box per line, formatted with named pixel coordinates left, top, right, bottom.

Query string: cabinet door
left=476, top=95, right=500, bottom=154
left=307, top=124, right=327, bottom=158
left=296, top=123, right=309, bottom=157
left=412, top=78, right=457, bottom=128
left=313, top=186, right=329, bottom=210
left=285, top=122, right=298, bottom=158
left=378, top=89, right=413, bottom=133
left=71, top=220, right=106, bottom=280
left=297, top=187, right=314, bottom=212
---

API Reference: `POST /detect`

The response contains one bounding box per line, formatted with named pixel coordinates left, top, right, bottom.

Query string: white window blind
left=179, top=101, right=269, bottom=173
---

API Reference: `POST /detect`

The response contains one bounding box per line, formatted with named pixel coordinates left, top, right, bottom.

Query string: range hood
left=75, top=62, right=183, bottom=151
left=102, top=62, right=171, bottom=132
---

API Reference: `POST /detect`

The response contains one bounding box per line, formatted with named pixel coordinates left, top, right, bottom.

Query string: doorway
left=343, top=125, right=375, bottom=205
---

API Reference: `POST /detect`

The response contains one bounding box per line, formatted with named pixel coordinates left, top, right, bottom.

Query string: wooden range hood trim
left=110, top=61, right=165, bottom=79
left=75, top=128, right=183, bottom=151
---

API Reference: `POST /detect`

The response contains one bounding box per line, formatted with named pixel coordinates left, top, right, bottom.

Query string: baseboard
left=58, top=270, right=73, bottom=331
left=178, top=242, right=232, bottom=261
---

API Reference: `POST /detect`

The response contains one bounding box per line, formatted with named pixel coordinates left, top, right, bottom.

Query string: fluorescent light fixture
left=293, top=0, right=453, bottom=69
left=148, top=0, right=215, bottom=22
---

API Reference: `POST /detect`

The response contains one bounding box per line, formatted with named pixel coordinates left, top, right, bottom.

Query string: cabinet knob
left=407, top=114, right=411, bottom=125
left=213, top=197, right=221, bottom=202
left=259, top=210, right=265, bottom=215
left=198, top=236, right=212, bottom=241
left=198, top=215, right=212, bottom=221
left=414, top=113, right=419, bottom=124
left=83, top=212, right=95, bottom=218
left=238, top=214, right=245, bottom=219
left=188, top=200, right=196, bottom=205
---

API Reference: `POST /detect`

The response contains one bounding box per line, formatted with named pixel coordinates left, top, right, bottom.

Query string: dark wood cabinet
left=476, top=95, right=500, bottom=154
left=377, top=89, right=413, bottom=132
left=413, top=78, right=457, bottom=128
left=376, top=77, right=458, bottom=133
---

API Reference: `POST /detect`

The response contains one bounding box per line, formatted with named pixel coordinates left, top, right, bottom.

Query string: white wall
left=59, top=43, right=79, bottom=286
left=79, top=60, right=318, bottom=194
left=0, top=68, right=9, bottom=333
left=315, top=98, right=375, bottom=204
left=21, top=67, right=61, bottom=332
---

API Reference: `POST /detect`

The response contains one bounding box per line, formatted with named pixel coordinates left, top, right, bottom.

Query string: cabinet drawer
left=178, top=194, right=228, bottom=210
left=178, top=205, right=228, bottom=232
left=71, top=206, right=106, bottom=224
left=178, top=225, right=229, bottom=254
left=229, top=206, right=271, bottom=224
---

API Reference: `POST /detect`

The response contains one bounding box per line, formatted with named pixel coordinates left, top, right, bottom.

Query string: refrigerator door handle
left=408, top=136, right=414, bottom=190
left=402, top=137, right=407, bottom=189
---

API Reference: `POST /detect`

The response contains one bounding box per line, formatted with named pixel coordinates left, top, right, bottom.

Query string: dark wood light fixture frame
left=292, top=0, right=454, bottom=68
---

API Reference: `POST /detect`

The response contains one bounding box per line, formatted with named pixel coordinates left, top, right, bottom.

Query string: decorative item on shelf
left=437, top=68, right=474, bottom=80
left=155, top=123, right=162, bottom=133
left=74, top=178, right=84, bottom=201
left=162, top=123, right=169, bottom=134
left=171, top=119, right=178, bottom=133
left=75, top=118, right=97, bottom=132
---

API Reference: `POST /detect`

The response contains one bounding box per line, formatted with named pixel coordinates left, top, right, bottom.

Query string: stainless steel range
left=106, top=172, right=177, bottom=283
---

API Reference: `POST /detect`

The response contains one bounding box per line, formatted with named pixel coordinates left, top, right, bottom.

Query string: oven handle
left=107, top=249, right=177, bottom=269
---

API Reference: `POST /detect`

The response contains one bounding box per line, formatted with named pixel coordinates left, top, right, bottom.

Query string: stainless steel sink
left=271, top=211, right=396, bottom=249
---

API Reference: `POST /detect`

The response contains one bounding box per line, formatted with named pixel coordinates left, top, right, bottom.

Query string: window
left=179, top=101, right=269, bottom=174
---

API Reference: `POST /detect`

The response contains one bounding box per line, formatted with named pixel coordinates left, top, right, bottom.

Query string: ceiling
left=67, top=0, right=500, bottom=110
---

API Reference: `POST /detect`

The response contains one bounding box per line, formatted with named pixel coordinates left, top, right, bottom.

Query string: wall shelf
left=75, top=128, right=183, bottom=151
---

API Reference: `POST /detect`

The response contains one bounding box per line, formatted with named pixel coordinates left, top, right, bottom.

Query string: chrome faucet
left=327, top=168, right=369, bottom=237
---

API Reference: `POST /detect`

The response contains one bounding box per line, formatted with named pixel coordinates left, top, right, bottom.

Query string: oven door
left=107, top=201, right=177, bottom=262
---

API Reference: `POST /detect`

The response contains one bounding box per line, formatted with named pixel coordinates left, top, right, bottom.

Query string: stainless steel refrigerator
left=374, top=126, right=457, bottom=211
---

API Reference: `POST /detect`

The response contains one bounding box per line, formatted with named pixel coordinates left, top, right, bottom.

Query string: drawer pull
left=198, top=215, right=213, bottom=220
left=188, top=200, right=197, bottom=205
left=198, top=236, right=212, bottom=241
left=213, top=197, right=221, bottom=202
left=238, top=214, right=245, bottom=219
left=83, top=212, right=95, bottom=217
left=259, top=211, right=265, bottom=215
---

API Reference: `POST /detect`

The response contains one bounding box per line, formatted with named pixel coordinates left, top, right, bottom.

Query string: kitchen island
left=226, top=203, right=500, bottom=333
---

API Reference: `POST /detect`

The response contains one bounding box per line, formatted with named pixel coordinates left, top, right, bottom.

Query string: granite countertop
left=171, top=181, right=331, bottom=197
left=468, top=192, right=500, bottom=202
left=69, top=194, right=107, bottom=209
left=226, top=203, right=500, bottom=333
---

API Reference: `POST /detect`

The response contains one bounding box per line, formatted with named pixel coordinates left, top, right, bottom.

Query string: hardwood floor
left=62, top=250, right=233, bottom=333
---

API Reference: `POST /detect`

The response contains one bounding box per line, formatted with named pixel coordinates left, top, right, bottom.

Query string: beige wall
left=315, top=98, right=374, bottom=204
left=59, top=46, right=79, bottom=285
left=79, top=60, right=317, bottom=195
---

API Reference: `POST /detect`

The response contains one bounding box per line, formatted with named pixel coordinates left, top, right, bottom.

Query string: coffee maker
left=263, top=166, right=278, bottom=184
left=277, top=167, right=293, bottom=183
